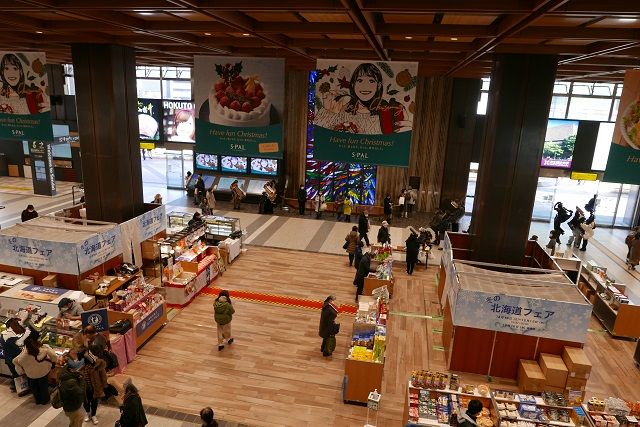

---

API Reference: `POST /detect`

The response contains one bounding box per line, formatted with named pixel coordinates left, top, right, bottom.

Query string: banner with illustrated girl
left=194, top=56, right=284, bottom=158
left=0, top=52, right=52, bottom=141
left=313, top=60, right=418, bottom=167
left=604, top=69, right=640, bottom=184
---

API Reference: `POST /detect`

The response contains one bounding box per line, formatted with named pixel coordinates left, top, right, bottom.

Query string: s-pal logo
left=352, top=152, right=368, bottom=159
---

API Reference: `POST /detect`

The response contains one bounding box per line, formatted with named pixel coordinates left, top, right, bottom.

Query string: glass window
left=615, top=184, right=640, bottom=227
left=592, top=84, right=614, bottom=97
left=592, top=122, right=614, bottom=171
left=596, top=181, right=622, bottom=226
left=571, top=83, right=592, bottom=96
left=567, top=97, right=612, bottom=121
left=465, top=162, right=478, bottom=214
left=136, top=66, right=161, bottom=79
left=137, top=79, right=161, bottom=98
left=64, top=75, right=75, bottom=96
left=553, top=82, right=571, bottom=95
left=477, top=92, right=488, bottom=115
left=481, top=78, right=490, bottom=91
left=63, top=64, right=74, bottom=75
left=532, top=177, right=557, bottom=221
left=162, top=80, right=192, bottom=100
left=610, top=99, right=620, bottom=122
left=616, top=84, right=624, bottom=97
left=549, top=96, right=568, bottom=119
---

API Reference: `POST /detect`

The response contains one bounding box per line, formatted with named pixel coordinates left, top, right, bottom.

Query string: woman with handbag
left=319, top=295, right=340, bottom=357
left=13, top=338, right=58, bottom=404
left=80, top=348, right=109, bottom=424
left=117, top=382, right=148, bottom=427
left=344, top=226, right=360, bottom=266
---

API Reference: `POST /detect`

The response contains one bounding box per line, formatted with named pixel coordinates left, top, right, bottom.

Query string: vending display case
left=203, top=215, right=240, bottom=241
left=167, top=211, right=194, bottom=232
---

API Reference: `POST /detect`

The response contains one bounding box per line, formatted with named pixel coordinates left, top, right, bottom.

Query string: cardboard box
left=544, top=385, right=566, bottom=393
left=42, top=274, right=57, bottom=287
left=140, top=241, right=159, bottom=260
left=143, top=265, right=161, bottom=278
left=81, top=296, right=96, bottom=311
left=565, top=376, right=588, bottom=390
left=218, top=247, right=229, bottom=266
left=518, top=360, right=546, bottom=393
left=80, top=278, right=100, bottom=295
left=539, top=353, right=569, bottom=388
left=562, top=347, right=592, bottom=377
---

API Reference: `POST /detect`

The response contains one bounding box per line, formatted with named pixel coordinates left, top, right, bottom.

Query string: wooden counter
left=108, top=303, right=166, bottom=349
left=363, top=277, right=394, bottom=297
left=343, top=359, right=384, bottom=404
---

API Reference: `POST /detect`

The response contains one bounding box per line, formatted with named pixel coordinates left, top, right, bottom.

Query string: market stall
left=363, top=257, right=394, bottom=297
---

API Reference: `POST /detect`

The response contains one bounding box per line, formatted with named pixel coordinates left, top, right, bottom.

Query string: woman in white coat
left=579, top=215, right=596, bottom=251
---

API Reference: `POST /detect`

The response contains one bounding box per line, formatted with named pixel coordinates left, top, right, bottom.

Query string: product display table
left=165, top=251, right=219, bottom=307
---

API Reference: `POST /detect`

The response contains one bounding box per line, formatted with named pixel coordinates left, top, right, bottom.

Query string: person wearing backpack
left=319, top=295, right=340, bottom=357
left=214, top=290, right=235, bottom=351
left=58, top=364, right=86, bottom=427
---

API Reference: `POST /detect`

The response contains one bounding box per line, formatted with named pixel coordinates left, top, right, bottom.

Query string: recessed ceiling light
left=618, top=18, right=637, bottom=23
left=36, top=31, right=43, bottom=34
left=405, top=36, right=413, bottom=40
left=138, top=12, right=153, bottom=16
left=242, top=33, right=251, bottom=36
left=451, top=37, right=458, bottom=41
left=204, top=32, right=211, bottom=36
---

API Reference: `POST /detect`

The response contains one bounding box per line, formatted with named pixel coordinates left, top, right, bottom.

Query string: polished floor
left=0, top=174, right=639, bottom=426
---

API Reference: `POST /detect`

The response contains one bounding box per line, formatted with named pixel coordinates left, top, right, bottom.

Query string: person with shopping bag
left=13, top=338, right=58, bottom=405
left=319, top=295, right=340, bottom=357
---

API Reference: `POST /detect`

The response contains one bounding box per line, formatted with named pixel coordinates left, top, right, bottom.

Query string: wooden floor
left=124, top=246, right=640, bottom=427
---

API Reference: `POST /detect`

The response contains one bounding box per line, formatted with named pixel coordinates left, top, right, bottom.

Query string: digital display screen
left=250, top=158, right=278, bottom=176
left=163, top=101, right=195, bottom=143
left=195, top=153, right=218, bottom=171
left=246, top=179, right=271, bottom=195
left=137, top=98, right=162, bottom=141
left=217, top=177, right=244, bottom=191
left=220, top=156, right=248, bottom=173
left=540, top=119, right=579, bottom=169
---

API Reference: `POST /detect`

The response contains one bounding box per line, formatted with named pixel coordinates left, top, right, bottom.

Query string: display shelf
left=117, top=288, right=156, bottom=313
left=490, top=390, right=577, bottom=427
left=94, top=273, right=141, bottom=298
left=203, top=215, right=239, bottom=242
left=108, top=303, right=166, bottom=349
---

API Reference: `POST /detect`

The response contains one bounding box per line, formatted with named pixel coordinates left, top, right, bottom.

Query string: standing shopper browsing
left=405, top=227, right=420, bottom=275
left=118, top=382, right=148, bottom=427
left=214, top=290, right=235, bottom=351
left=377, top=221, right=391, bottom=244
left=345, top=226, right=360, bottom=266
left=13, top=338, right=58, bottom=404
left=579, top=215, right=596, bottom=251
left=0, top=318, right=28, bottom=392
left=353, top=251, right=375, bottom=301
left=628, top=232, right=640, bottom=270
left=358, top=210, right=371, bottom=246
left=343, top=197, right=353, bottom=223
left=297, top=185, right=307, bottom=215
left=58, top=365, right=86, bottom=427
left=319, top=295, right=340, bottom=357
left=80, top=351, right=109, bottom=424
left=383, top=194, right=393, bottom=223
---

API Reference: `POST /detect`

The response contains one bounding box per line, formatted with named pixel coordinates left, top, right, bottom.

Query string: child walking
left=214, top=290, right=235, bottom=351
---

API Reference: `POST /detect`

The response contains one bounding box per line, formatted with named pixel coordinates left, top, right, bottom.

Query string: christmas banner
left=194, top=56, right=284, bottom=158
left=604, top=69, right=640, bottom=184
left=0, top=52, right=52, bottom=141
left=313, top=60, right=418, bottom=167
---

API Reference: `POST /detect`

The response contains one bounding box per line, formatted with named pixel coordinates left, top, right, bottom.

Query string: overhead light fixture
left=405, top=36, right=413, bottom=40
left=242, top=33, right=251, bottom=36
left=36, top=31, right=43, bottom=34
left=451, top=37, right=458, bottom=41
left=204, top=32, right=211, bottom=36
left=618, top=18, right=637, bottom=23
left=138, top=12, right=154, bottom=16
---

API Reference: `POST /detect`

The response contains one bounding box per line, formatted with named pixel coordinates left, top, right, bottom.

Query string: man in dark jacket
left=21, top=204, right=38, bottom=222
left=383, top=194, right=393, bottom=223
left=405, top=228, right=420, bottom=274
left=353, top=251, right=375, bottom=300
left=194, top=175, right=206, bottom=205
left=358, top=211, right=370, bottom=246
left=58, top=365, right=86, bottom=427
left=318, top=295, right=339, bottom=357
left=297, top=185, right=307, bottom=215
left=377, top=221, right=391, bottom=244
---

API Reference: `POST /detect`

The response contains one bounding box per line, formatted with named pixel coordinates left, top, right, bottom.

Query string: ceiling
left=0, top=0, right=639, bottom=82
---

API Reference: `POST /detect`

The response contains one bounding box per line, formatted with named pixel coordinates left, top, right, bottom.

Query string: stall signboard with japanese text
left=604, top=69, right=640, bottom=184
left=194, top=56, right=284, bottom=158
left=137, top=205, right=166, bottom=241
left=312, top=59, right=418, bottom=167
left=136, top=304, right=164, bottom=337
left=81, top=308, right=109, bottom=333
left=453, top=291, right=592, bottom=342
left=0, top=236, right=79, bottom=274
left=0, top=51, right=53, bottom=141
left=76, top=228, right=122, bottom=273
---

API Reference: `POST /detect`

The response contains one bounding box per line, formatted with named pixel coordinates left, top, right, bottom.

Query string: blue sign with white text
left=81, top=308, right=109, bottom=333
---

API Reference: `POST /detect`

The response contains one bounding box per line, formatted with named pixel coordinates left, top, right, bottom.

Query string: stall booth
left=439, top=233, right=592, bottom=380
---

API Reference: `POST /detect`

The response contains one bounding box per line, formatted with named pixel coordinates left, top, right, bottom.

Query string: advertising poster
left=0, top=52, right=52, bottom=141
left=28, top=140, right=56, bottom=196
left=0, top=235, right=79, bottom=275
left=195, top=153, right=218, bottom=171
left=76, top=227, right=122, bottom=273
left=163, top=100, right=195, bottom=143
left=453, top=291, right=592, bottom=342
left=313, top=59, right=418, bottom=167
left=604, top=69, right=640, bottom=184
left=194, top=56, right=284, bottom=158
left=137, top=98, right=162, bottom=141
left=540, top=119, right=578, bottom=169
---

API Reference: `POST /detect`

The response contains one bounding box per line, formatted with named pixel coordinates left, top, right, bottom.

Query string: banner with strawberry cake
left=603, top=69, right=640, bottom=184
left=0, top=51, right=53, bottom=141
left=194, top=56, right=284, bottom=158
left=313, top=60, right=418, bottom=167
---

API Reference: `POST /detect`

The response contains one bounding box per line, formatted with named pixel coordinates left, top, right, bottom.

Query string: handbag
left=342, top=240, right=349, bottom=250
left=325, top=335, right=337, bottom=353
left=104, top=351, right=119, bottom=371
left=14, top=375, right=30, bottom=396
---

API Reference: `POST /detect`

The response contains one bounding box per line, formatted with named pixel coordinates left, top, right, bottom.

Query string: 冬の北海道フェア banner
left=604, top=69, right=640, bottom=184
left=194, top=56, right=284, bottom=159
left=312, top=59, right=419, bottom=167
left=0, top=51, right=53, bottom=141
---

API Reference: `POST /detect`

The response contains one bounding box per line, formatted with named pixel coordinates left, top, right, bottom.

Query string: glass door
left=166, top=150, right=184, bottom=189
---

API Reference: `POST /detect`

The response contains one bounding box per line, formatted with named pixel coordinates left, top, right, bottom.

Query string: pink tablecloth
left=123, top=329, right=136, bottom=363
left=109, top=334, right=127, bottom=374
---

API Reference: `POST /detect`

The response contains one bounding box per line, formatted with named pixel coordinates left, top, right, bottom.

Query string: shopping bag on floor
left=14, top=375, right=29, bottom=396
left=418, top=250, right=427, bottom=263
left=326, top=335, right=337, bottom=353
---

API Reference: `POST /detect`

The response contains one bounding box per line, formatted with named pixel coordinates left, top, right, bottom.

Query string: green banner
left=195, top=119, right=282, bottom=158
left=603, top=143, right=640, bottom=184
left=313, top=125, right=411, bottom=166
left=0, top=111, right=52, bottom=141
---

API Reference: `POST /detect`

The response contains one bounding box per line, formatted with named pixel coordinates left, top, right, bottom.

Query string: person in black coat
left=405, top=228, right=420, bottom=275
left=383, top=194, right=393, bottom=223
left=377, top=221, right=391, bottom=244
left=297, top=185, right=307, bottom=215
left=353, top=251, right=375, bottom=300
left=119, top=382, right=148, bottom=427
left=318, top=295, right=339, bottom=357
left=194, top=176, right=206, bottom=205
left=353, top=240, right=364, bottom=270
left=21, top=204, right=38, bottom=222
left=358, top=211, right=370, bottom=246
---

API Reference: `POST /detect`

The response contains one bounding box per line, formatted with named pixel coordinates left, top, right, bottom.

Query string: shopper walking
left=319, top=295, right=340, bottom=357
left=377, top=221, right=391, bottom=245
left=297, top=185, right=307, bottom=215
left=627, top=232, right=640, bottom=270
left=398, top=189, right=407, bottom=218
left=405, top=228, right=420, bottom=275
left=458, top=399, right=484, bottom=427
left=194, top=175, right=205, bottom=205
left=566, top=207, right=585, bottom=248
left=546, top=230, right=559, bottom=256
left=625, top=227, right=640, bottom=261
left=353, top=251, right=375, bottom=301
left=579, top=215, right=596, bottom=251
left=214, top=290, right=235, bottom=351
left=200, top=407, right=219, bottom=427
left=358, top=210, right=371, bottom=246
left=343, top=197, right=353, bottom=223
left=80, top=351, right=109, bottom=424
left=118, top=382, right=148, bottom=427
left=345, top=226, right=360, bottom=267
left=0, top=318, right=27, bottom=393
left=335, top=195, right=344, bottom=221
left=58, top=365, right=86, bottom=427
left=206, top=188, right=216, bottom=213
left=184, top=171, right=192, bottom=189
left=407, top=186, right=417, bottom=217
left=21, top=204, right=38, bottom=222
left=314, top=193, right=326, bottom=219
left=13, top=338, right=57, bottom=404
left=383, top=194, right=393, bottom=224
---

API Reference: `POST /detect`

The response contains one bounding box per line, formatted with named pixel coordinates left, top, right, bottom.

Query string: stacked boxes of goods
left=539, top=353, right=569, bottom=393
left=562, top=346, right=592, bottom=404
left=518, top=360, right=546, bottom=393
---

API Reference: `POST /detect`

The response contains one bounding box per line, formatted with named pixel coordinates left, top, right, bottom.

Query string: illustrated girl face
left=174, top=110, right=194, bottom=139
left=1, top=54, right=24, bottom=89
left=350, top=64, right=383, bottom=105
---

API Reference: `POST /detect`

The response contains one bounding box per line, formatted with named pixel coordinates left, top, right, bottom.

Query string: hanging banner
left=163, top=100, right=195, bottom=143
left=604, top=69, right=640, bottom=184
left=0, top=235, right=79, bottom=275
left=76, top=227, right=122, bottom=273
left=312, top=60, right=418, bottom=167
left=137, top=205, right=166, bottom=241
left=194, top=56, right=284, bottom=158
left=0, top=52, right=52, bottom=141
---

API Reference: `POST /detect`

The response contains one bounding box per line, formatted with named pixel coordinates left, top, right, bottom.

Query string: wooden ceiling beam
left=516, top=27, right=640, bottom=41
left=255, top=22, right=358, bottom=34
left=360, top=0, right=532, bottom=13
left=384, top=40, right=477, bottom=52
left=289, top=39, right=371, bottom=49
left=377, top=23, right=491, bottom=37
left=560, top=41, right=640, bottom=64
left=198, top=0, right=344, bottom=11
left=340, top=0, right=388, bottom=60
